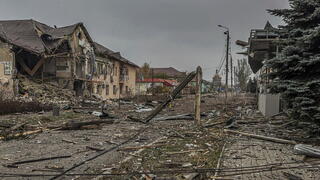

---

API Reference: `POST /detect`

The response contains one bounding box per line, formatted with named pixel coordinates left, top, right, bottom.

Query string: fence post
left=194, top=66, right=202, bottom=125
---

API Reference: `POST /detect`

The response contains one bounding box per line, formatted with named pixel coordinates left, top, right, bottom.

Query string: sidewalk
left=218, top=110, right=320, bottom=179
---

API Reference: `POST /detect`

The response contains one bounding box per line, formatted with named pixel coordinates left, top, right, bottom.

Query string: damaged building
left=0, top=19, right=139, bottom=100
left=93, top=42, right=139, bottom=99
left=236, top=21, right=286, bottom=116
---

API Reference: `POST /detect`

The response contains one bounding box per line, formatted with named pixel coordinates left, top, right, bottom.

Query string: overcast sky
left=0, top=0, right=289, bottom=80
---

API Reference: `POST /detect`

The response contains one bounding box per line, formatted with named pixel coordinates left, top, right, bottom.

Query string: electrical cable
left=1, top=162, right=319, bottom=178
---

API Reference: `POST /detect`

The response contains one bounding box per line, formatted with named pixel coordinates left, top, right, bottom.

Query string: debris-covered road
left=0, top=94, right=233, bottom=179
left=1, top=93, right=319, bottom=180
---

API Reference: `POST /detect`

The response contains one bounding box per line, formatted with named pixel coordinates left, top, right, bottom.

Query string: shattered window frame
left=97, top=84, right=103, bottom=95
left=106, top=84, right=109, bottom=95
left=113, top=85, right=117, bottom=95
left=4, top=61, right=12, bottom=75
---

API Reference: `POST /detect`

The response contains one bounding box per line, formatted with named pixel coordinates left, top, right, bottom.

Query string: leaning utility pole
left=230, top=55, right=233, bottom=94
left=234, top=66, right=236, bottom=94
left=218, top=25, right=230, bottom=110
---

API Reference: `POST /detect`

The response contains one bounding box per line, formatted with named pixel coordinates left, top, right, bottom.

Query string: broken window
left=56, top=66, right=68, bottom=71
left=97, top=63, right=103, bottom=75
left=113, top=65, right=117, bottom=76
left=120, top=84, right=123, bottom=94
left=113, top=85, right=117, bottom=95
left=4, top=62, right=12, bottom=75
left=78, top=32, right=83, bottom=40
left=56, top=59, right=69, bottom=72
left=97, top=84, right=102, bottom=95
left=106, top=85, right=109, bottom=95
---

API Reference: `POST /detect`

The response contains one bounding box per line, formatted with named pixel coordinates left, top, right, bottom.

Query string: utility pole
left=218, top=25, right=230, bottom=110
left=194, top=66, right=202, bottom=126
left=151, top=68, right=154, bottom=95
left=230, top=55, right=233, bottom=94
left=225, top=30, right=229, bottom=107
left=234, top=66, right=236, bottom=93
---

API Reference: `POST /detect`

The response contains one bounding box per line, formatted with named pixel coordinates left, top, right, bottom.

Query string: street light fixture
left=218, top=24, right=230, bottom=110
left=218, top=24, right=229, bottom=31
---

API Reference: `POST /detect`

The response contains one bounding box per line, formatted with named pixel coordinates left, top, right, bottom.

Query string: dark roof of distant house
left=151, top=67, right=186, bottom=77
left=0, top=19, right=92, bottom=55
left=93, top=42, right=139, bottom=68
left=264, top=21, right=277, bottom=31
left=137, top=78, right=177, bottom=87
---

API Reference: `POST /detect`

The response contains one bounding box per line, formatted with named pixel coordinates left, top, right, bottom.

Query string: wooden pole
left=144, top=71, right=197, bottom=123
left=194, top=66, right=202, bottom=125
left=224, top=129, right=297, bottom=145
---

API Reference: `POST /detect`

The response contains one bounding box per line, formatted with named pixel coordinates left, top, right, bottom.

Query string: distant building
left=212, top=70, right=222, bottom=91
left=150, top=67, right=186, bottom=81
left=136, top=78, right=177, bottom=95
left=248, top=22, right=283, bottom=73
left=237, top=21, right=285, bottom=116
left=93, top=42, right=139, bottom=99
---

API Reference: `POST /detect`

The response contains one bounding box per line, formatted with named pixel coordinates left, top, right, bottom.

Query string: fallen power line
left=2, top=160, right=319, bottom=178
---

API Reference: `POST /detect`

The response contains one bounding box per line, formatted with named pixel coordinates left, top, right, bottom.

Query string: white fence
left=258, top=93, right=280, bottom=117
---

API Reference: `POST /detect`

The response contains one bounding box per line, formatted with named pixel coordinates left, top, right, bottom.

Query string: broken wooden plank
left=169, top=130, right=185, bottom=139
left=224, top=129, right=297, bottom=145
left=62, top=139, right=77, bottom=144
left=0, top=129, right=43, bottom=140
left=118, top=144, right=165, bottom=151
left=57, top=120, right=114, bottom=130
left=16, top=58, right=33, bottom=76
left=203, top=121, right=225, bottom=128
left=153, top=114, right=193, bottom=121
left=30, top=58, right=45, bottom=76
left=86, top=146, right=105, bottom=152
left=144, top=71, right=197, bottom=123
left=5, top=155, right=71, bottom=167
left=10, top=122, right=27, bottom=131
left=236, top=120, right=262, bottom=124
left=166, top=149, right=205, bottom=155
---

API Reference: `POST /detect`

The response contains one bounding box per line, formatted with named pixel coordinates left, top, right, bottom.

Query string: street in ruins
left=1, top=0, right=320, bottom=180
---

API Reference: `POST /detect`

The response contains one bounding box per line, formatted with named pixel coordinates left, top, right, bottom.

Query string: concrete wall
left=136, top=82, right=165, bottom=95
left=0, top=41, right=15, bottom=97
left=91, top=56, right=137, bottom=100
left=121, top=65, right=137, bottom=97
left=258, top=93, right=280, bottom=117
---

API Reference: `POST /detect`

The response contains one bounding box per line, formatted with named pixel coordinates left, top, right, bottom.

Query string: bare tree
left=234, top=59, right=252, bottom=91
left=140, top=62, right=151, bottom=79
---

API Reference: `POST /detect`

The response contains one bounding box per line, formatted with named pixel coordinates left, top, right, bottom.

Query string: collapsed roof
left=0, top=19, right=92, bottom=55
left=0, top=19, right=139, bottom=68
left=137, top=78, right=177, bottom=87
left=93, top=42, right=139, bottom=68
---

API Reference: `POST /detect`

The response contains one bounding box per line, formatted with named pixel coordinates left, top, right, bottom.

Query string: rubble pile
left=17, top=76, right=78, bottom=106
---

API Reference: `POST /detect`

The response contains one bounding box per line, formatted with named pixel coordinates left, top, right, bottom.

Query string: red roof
left=137, top=78, right=177, bottom=87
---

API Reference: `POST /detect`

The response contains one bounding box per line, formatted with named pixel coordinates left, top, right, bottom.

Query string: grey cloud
left=0, top=0, right=289, bottom=80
